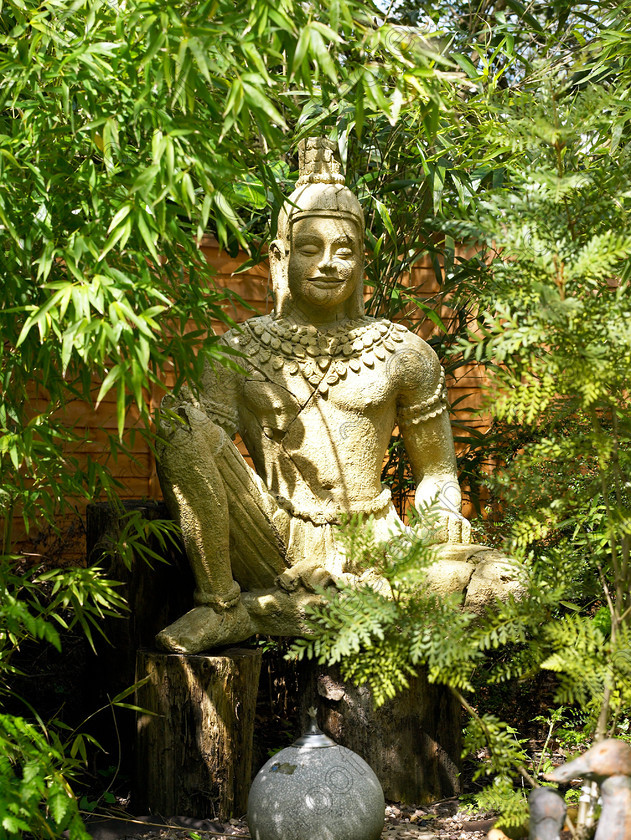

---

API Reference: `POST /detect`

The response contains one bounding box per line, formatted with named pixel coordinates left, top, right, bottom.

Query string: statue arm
left=396, top=336, right=471, bottom=545
left=161, top=332, right=242, bottom=440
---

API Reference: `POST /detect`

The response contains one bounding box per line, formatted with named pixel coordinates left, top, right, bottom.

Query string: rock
left=318, top=674, right=346, bottom=702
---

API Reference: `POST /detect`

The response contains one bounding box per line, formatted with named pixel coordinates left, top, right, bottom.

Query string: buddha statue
left=155, top=138, right=517, bottom=653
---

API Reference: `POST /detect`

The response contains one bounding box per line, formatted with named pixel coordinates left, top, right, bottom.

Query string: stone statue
left=547, top=738, right=631, bottom=840
left=528, top=787, right=566, bottom=840
left=156, top=138, right=517, bottom=653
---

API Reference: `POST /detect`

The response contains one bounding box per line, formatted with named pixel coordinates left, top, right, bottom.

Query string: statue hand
left=414, top=477, right=471, bottom=545
left=338, top=569, right=393, bottom=598
left=416, top=510, right=471, bottom=545
left=158, top=397, right=225, bottom=452
left=276, top=559, right=336, bottom=594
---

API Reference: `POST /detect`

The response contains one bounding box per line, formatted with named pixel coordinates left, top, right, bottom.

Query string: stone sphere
left=247, top=724, right=384, bottom=840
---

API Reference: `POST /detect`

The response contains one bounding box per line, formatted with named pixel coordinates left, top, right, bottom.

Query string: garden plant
left=1, top=0, right=631, bottom=835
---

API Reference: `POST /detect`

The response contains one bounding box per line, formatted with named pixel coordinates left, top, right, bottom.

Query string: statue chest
left=239, top=364, right=395, bottom=443
left=235, top=315, right=407, bottom=446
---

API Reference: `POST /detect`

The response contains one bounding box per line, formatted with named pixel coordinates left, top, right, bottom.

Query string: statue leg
left=155, top=401, right=291, bottom=652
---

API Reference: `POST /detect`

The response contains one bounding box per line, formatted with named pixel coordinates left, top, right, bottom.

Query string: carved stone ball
left=247, top=721, right=384, bottom=840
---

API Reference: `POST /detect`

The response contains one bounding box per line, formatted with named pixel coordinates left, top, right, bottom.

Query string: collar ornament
left=236, top=316, right=407, bottom=395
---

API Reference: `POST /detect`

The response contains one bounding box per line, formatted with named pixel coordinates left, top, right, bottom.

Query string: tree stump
left=298, top=662, right=461, bottom=804
left=134, top=647, right=262, bottom=820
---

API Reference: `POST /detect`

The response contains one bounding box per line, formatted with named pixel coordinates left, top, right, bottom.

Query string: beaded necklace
left=237, top=315, right=408, bottom=395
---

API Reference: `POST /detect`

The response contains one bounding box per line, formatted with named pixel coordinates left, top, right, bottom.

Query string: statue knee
left=158, top=398, right=226, bottom=455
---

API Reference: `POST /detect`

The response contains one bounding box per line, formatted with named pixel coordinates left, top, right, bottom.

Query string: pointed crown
left=276, top=138, right=364, bottom=239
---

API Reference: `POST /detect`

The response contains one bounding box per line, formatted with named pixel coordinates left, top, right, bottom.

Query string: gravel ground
left=83, top=801, right=498, bottom=840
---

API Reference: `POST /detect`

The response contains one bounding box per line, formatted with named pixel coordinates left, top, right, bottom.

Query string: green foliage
left=446, top=32, right=631, bottom=739
left=0, top=677, right=145, bottom=839
left=292, top=509, right=626, bottom=822
left=0, top=714, right=88, bottom=839
left=464, top=713, right=529, bottom=785
left=97, top=506, right=184, bottom=572
left=292, top=515, right=480, bottom=705
left=473, top=775, right=529, bottom=830
left=531, top=706, right=568, bottom=777
left=0, top=558, right=127, bottom=662
left=0, top=554, right=130, bottom=836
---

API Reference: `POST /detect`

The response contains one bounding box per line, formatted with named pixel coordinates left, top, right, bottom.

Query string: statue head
left=270, top=138, right=365, bottom=320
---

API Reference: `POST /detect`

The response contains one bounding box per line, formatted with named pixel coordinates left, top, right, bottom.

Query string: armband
left=397, top=370, right=448, bottom=426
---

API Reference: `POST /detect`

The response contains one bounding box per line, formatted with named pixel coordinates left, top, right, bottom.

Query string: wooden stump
left=299, top=662, right=461, bottom=804
left=134, top=648, right=262, bottom=820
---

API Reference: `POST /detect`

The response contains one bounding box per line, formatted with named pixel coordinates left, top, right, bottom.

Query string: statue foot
left=156, top=601, right=254, bottom=654
left=425, top=542, right=525, bottom=612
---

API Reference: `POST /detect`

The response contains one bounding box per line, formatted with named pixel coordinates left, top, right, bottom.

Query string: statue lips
left=308, top=275, right=347, bottom=287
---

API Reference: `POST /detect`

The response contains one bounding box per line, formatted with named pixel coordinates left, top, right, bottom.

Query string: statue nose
left=318, top=252, right=336, bottom=273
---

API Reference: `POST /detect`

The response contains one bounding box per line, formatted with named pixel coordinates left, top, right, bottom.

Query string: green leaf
left=117, top=379, right=126, bottom=440
left=132, top=165, right=161, bottom=193
left=137, top=212, right=161, bottom=263
left=503, top=0, right=544, bottom=32
left=416, top=300, right=448, bottom=332
left=2, top=815, right=29, bottom=833
left=241, top=82, right=288, bottom=129
left=107, top=204, right=132, bottom=234
left=98, top=216, right=133, bottom=260
left=452, top=53, right=478, bottom=79
left=96, top=365, right=122, bottom=406
left=49, top=789, right=72, bottom=825
left=187, top=36, right=212, bottom=82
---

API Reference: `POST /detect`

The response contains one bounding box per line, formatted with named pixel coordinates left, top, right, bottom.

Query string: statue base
left=298, top=661, right=461, bottom=803
left=134, top=648, right=262, bottom=819
left=88, top=502, right=464, bottom=811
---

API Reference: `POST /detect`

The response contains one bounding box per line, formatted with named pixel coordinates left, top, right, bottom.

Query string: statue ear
left=269, top=239, right=291, bottom=316
left=269, top=240, right=286, bottom=261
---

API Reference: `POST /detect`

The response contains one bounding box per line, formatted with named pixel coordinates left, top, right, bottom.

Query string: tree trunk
left=298, top=662, right=461, bottom=804
left=134, top=647, right=262, bottom=820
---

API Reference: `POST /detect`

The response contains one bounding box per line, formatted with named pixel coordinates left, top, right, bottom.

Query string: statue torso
left=221, top=315, right=420, bottom=516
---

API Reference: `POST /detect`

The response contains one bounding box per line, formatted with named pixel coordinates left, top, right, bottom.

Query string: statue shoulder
left=385, top=326, right=448, bottom=425
left=199, top=328, right=247, bottom=383
left=216, top=322, right=257, bottom=355
left=205, top=315, right=275, bottom=373
left=182, top=327, right=251, bottom=437
left=235, top=314, right=273, bottom=337
left=218, top=326, right=242, bottom=351
left=383, top=323, right=442, bottom=393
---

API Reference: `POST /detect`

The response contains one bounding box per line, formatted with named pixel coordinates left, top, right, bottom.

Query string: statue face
left=286, top=216, right=362, bottom=314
